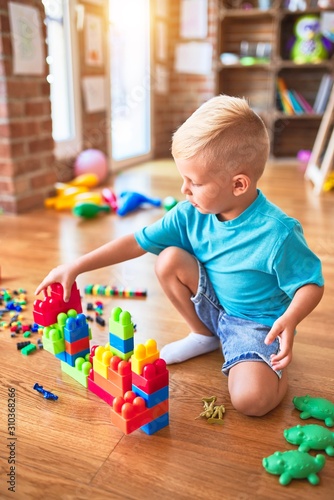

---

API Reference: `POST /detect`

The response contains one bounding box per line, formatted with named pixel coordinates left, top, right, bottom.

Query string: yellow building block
left=131, top=339, right=159, bottom=375
left=93, top=345, right=113, bottom=379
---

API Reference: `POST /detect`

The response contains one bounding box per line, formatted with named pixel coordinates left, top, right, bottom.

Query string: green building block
left=42, top=324, right=65, bottom=355
left=21, top=344, right=37, bottom=355
left=109, top=306, right=134, bottom=340
left=61, top=355, right=92, bottom=387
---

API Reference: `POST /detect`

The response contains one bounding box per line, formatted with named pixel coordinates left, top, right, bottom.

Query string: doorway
left=109, top=0, right=152, bottom=169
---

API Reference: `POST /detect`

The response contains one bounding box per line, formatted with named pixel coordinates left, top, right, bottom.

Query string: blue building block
left=141, top=412, right=169, bottom=435
left=55, top=351, right=67, bottom=362
left=64, top=313, right=90, bottom=342
left=109, top=331, right=134, bottom=354
left=132, top=384, right=168, bottom=408
left=65, top=348, right=90, bottom=367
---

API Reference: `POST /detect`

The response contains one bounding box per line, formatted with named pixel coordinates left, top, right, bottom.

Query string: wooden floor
left=0, top=159, right=334, bottom=499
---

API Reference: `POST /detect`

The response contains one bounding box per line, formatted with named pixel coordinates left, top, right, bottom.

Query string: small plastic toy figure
left=117, top=191, right=161, bottom=216
left=33, top=383, right=58, bottom=401
left=293, top=395, right=334, bottom=427
left=284, top=424, right=334, bottom=456
left=196, top=396, right=225, bottom=424
left=262, top=450, right=326, bottom=485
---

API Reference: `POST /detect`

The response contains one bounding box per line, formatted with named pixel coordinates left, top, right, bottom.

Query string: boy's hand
left=35, top=264, right=77, bottom=302
left=264, top=316, right=296, bottom=371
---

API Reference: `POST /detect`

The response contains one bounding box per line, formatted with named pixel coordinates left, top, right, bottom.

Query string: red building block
left=33, top=282, right=82, bottom=327
left=131, top=358, right=168, bottom=394
left=65, top=336, right=90, bottom=355
left=111, top=390, right=168, bottom=435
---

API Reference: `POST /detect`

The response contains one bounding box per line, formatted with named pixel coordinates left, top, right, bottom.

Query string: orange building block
left=111, top=390, right=168, bottom=435
left=107, top=356, right=132, bottom=394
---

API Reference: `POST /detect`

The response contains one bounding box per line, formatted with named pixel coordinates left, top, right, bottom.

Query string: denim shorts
left=191, top=261, right=282, bottom=378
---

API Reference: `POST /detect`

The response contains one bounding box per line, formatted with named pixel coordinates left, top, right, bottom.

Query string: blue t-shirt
left=134, top=190, right=324, bottom=326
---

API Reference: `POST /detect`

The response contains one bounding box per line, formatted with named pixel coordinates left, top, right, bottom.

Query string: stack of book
left=276, top=74, right=333, bottom=116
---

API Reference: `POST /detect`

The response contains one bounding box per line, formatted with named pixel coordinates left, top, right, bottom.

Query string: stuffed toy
left=290, top=15, right=329, bottom=64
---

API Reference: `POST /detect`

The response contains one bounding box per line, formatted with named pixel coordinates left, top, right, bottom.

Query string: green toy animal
left=284, top=424, right=334, bottom=456
left=293, top=395, right=334, bottom=427
left=262, top=450, right=326, bottom=485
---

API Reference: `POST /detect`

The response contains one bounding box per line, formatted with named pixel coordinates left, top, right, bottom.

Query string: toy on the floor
left=74, top=149, right=109, bottom=184
left=163, top=196, right=178, bottom=211
left=323, top=172, right=334, bottom=192
left=51, top=190, right=104, bottom=211
left=196, top=396, right=225, bottom=424
left=102, top=188, right=118, bottom=211
left=290, top=16, right=329, bottom=64
left=84, top=285, right=147, bottom=298
left=284, top=424, right=334, bottom=456
left=293, top=395, right=334, bottom=427
left=33, top=283, right=169, bottom=435
left=262, top=450, right=326, bottom=485
left=72, top=202, right=111, bottom=219
left=56, top=173, right=100, bottom=189
left=33, top=383, right=58, bottom=401
left=117, top=191, right=162, bottom=216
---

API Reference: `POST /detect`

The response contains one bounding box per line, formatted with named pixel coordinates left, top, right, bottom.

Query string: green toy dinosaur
left=293, top=395, right=334, bottom=427
left=262, top=450, right=326, bottom=486
left=284, top=424, right=334, bottom=456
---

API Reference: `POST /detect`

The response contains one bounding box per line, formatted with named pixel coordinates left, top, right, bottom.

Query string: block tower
left=33, top=282, right=92, bottom=387
left=88, top=306, right=169, bottom=435
left=33, top=283, right=169, bottom=435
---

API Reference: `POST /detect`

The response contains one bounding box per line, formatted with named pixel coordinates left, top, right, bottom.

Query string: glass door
left=109, top=0, right=152, bottom=169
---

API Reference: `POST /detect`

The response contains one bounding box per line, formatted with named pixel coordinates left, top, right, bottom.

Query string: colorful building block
left=33, top=282, right=82, bottom=327
left=107, top=356, right=132, bottom=394
left=131, top=358, right=168, bottom=394
left=109, top=344, right=133, bottom=361
left=65, top=348, right=90, bottom=367
left=21, top=343, right=37, bottom=355
left=108, top=331, right=134, bottom=353
left=111, top=390, right=168, bottom=435
left=87, top=369, right=114, bottom=405
left=61, top=355, right=92, bottom=387
left=93, top=345, right=113, bottom=378
left=109, top=306, right=134, bottom=339
left=64, top=313, right=91, bottom=342
left=93, top=371, right=126, bottom=398
left=141, top=412, right=169, bottom=435
left=42, top=324, right=65, bottom=355
left=65, top=336, right=90, bottom=355
left=131, top=339, right=159, bottom=375
left=132, top=385, right=169, bottom=408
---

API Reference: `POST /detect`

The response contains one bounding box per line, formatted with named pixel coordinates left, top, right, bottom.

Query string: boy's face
left=175, top=156, right=236, bottom=218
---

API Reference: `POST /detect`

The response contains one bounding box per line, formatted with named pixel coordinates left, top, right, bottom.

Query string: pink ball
left=74, top=149, right=108, bottom=183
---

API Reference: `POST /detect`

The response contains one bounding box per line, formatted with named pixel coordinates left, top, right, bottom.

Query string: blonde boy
left=36, top=95, right=324, bottom=417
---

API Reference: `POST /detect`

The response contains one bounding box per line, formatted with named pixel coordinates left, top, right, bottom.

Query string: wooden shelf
left=218, top=1, right=334, bottom=157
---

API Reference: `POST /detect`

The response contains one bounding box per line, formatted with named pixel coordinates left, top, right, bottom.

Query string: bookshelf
left=218, top=0, right=334, bottom=158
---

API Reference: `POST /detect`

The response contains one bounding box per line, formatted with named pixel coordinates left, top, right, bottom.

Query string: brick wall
left=0, top=0, right=56, bottom=213
left=153, top=0, right=219, bottom=158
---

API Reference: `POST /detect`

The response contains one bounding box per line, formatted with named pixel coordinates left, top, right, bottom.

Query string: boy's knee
left=155, top=247, right=189, bottom=278
left=230, top=387, right=276, bottom=417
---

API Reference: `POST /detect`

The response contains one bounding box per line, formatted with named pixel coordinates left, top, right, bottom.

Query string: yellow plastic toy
left=44, top=174, right=102, bottom=210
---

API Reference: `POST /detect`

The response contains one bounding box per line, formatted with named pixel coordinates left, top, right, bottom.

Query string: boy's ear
left=232, top=174, right=251, bottom=196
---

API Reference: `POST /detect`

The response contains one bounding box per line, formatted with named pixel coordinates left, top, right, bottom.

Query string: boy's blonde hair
left=171, top=95, right=270, bottom=181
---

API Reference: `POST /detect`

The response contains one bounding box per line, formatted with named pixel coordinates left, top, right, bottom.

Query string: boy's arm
left=35, top=234, right=146, bottom=301
left=264, top=283, right=324, bottom=371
